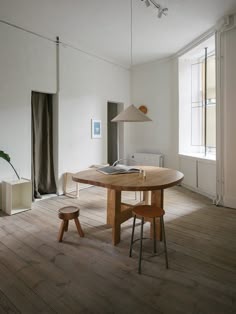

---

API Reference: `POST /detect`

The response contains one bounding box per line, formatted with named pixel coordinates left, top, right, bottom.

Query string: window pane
left=207, top=55, right=216, bottom=101
left=191, top=106, right=204, bottom=146
left=206, top=104, right=216, bottom=148
left=178, top=34, right=216, bottom=158
left=191, top=63, right=203, bottom=106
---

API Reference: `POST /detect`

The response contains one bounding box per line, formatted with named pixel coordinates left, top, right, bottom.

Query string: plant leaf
left=0, top=150, right=11, bottom=163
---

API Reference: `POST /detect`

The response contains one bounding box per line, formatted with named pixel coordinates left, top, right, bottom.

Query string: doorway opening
left=31, top=91, right=57, bottom=199
left=107, top=102, right=124, bottom=165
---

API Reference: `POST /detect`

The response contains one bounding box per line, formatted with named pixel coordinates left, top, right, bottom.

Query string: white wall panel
left=0, top=22, right=130, bottom=197
left=0, top=23, right=56, bottom=184
left=130, top=58, right=179, bottom=169
left=221, top=25, right=236, bottom=208
left=57, top=46, right=130, bottom=191
left=179, top=156, right=197, bottom=188
left=179, top=155, right=216, bottom=199
left=198, top=159, right=216, bottom=196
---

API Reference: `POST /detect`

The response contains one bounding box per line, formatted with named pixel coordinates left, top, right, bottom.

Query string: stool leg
left=138, top=217, right=144, bottom=274
left=153, top=217, right=157, bottom=254
left=64, top=220, right=69, bottom=232
left=160, top=222, right=163, bottom=242
left=129, top=215, right=136, bottom=257
left=58, top=220, right=66, bottom=242
left=161, top=216, right=169, bottom=269
left=74, top=218, right=84, bottom=237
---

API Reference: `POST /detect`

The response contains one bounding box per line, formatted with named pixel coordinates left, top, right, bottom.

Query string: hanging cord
left=150, top=0, right=160, bottom=10
left=130, top=0, right=133, bottom=68
left=0, top=19, right=55, bottom=43
left=0, top=19, right=128, bottom=70
left=204, top=47, right=208, bottom=156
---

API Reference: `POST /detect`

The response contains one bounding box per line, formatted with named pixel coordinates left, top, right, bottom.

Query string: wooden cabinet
left=2, top=179, right=32, bottom=215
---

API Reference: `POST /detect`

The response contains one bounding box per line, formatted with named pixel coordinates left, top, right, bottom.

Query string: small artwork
left=91, top=119, right=102, bottom=139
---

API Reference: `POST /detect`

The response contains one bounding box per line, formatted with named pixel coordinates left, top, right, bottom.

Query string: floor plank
left=0, top=186, right=235, bottom=314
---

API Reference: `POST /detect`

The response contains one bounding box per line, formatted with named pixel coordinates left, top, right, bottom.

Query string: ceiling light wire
left=131, top=0, right=133, bottom=68
left=150, top=0, right=160, bottom=10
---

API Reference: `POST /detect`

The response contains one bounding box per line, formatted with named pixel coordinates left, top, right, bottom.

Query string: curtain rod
left=0, top=19, right=129, bottom=71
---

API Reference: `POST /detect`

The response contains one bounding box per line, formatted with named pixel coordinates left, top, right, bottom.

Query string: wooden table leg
left=151, top=189, right=163, bottom=208
left=107, top=189, right=122, bottom=245
left=150, top=189, right=164, bottom=240
left=143, top=191, right=151, bottom=204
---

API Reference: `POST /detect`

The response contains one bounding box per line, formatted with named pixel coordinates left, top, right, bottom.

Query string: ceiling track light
left=158, top=7, right=168, bottom=18
left=141, top=0, right=168, bottom=18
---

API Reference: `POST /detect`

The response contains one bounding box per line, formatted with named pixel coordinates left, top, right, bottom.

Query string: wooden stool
left=129, top=205, right=168, bottom=274
left=58, top=206, right=84, bottom=242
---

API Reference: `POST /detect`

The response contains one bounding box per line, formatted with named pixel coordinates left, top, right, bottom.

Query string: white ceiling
left=1, top=0, right=236, bottom=67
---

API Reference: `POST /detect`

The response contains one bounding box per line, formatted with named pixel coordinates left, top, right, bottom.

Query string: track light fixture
left=141, top=0, right=168, bottom=18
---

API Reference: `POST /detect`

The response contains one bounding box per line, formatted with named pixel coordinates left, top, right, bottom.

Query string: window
left=179, top=35, right=216, bottom=159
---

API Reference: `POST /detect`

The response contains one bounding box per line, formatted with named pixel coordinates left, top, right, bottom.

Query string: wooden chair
left=63, top=165, right=109, bottom=198
left=129, top=205, right=168, bottom=274
left=63, top=172, right=79, bottom=198
left=58, top=206, right=84, bottom=242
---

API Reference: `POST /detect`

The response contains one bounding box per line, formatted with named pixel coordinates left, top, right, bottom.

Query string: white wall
left=58, top=46, right=130, bottom=189
left=129, top=22, right=236, bottom=207
left=178, top=59, right=193, bottom=154
left=0, top=22, right=57, bottom=182
left=220, top=25, right=236, bottom=208
left=0, top=22, right=130, bottom=201
left=0, top=23, right=57, bottom=207
left=1, top=10, right=235, bottom=208
left=129, top=58, right=179, bottom=169
left=130, top=41, right=217, bottom=200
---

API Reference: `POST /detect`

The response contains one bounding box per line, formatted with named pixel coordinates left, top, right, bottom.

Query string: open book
left=97, top=164, right=140, bottom=175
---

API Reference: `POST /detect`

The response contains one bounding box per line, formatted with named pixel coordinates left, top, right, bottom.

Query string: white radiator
left=131, top=153, right=164, bottom=167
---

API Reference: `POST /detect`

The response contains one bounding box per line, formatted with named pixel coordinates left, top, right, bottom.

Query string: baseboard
left=180, top=183, right=216, bottom=202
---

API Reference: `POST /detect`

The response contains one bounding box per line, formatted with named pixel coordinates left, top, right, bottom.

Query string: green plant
left=0, top=150, right=20, bottom=179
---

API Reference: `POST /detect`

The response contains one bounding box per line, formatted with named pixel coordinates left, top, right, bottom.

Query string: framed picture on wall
left=91, top=119, right=102, bottom=139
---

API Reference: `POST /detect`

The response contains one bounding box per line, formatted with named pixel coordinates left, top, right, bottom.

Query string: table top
left=72, top=166, right=184, bottom=191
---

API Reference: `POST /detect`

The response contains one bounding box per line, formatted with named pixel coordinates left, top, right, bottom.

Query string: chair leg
left=161, top=216, right=168, bottom=269
left=64, top=220, right=69, bottom=231
left=74, top=218, right=84, bottom=237
left=138, top=217, right=144, bottom=274
left=153, top=217, right=157, bottom=254
left=58, top=220, right=66, bottom=242
left=129, top=215, right=136, bottom=257
left=160, top=217, right=163, bottom=242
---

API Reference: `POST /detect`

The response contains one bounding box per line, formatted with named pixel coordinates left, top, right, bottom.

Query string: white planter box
left=2, top=179, right=32, bottom=215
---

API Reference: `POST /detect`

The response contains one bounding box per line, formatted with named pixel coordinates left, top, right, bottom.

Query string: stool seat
left=129, top=204, right=168, bottom=274
left=58, top=206, right=79, bottom=220
left=58, top=206, right=84, bottom=242
left=132, top=205, right=165, bottom=218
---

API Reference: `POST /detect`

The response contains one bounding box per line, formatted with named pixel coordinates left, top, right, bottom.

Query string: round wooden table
left=73, top=166, right=184, bottom=245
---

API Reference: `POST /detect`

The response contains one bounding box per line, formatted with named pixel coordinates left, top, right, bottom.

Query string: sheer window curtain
left=31, top=91, right=57, bottom=199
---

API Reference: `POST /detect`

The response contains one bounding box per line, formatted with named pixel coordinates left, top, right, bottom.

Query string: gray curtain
left=107, top=102, right=118, bottom=165
left=31, top=91, right=56, bottom=199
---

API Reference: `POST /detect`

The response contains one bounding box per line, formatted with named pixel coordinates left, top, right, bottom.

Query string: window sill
left=179, top=153, right=216, bottom=161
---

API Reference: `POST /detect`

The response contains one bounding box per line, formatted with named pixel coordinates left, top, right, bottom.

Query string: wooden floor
left=0, top=186, right=235, bottom=314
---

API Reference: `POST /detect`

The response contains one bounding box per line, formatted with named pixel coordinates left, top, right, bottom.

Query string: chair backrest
left=112, top=158, right=138, bottom=166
